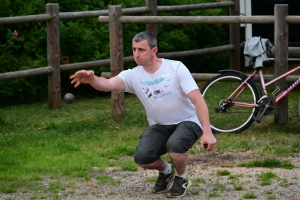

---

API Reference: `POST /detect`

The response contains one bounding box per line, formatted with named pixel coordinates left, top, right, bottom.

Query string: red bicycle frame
left=226, top=65, right=300, bottom=108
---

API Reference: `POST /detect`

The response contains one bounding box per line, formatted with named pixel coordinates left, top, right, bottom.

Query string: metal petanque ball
left=64, top=93, right=75, bottom=104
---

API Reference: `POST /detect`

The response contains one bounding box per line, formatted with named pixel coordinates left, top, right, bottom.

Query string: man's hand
left=70, top=70, right=95, bottom=88
left=200, top=132, right=217, bottom=151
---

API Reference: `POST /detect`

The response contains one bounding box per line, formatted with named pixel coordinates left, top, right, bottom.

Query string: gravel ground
left=1, top=152, right=300, bottom=200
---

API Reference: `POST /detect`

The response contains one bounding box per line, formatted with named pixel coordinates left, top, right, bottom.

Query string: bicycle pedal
left=256, top=98, right=275, bottom=121
left=253, top=117, right=261, bottom=123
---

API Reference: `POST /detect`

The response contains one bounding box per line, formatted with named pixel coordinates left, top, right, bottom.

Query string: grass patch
left=257, top=171, right=278, bottom=186
left=96, top=175, right=121, bottom=185
left=192, top=177, right=206, bottom=186
left=233, top=184, right=244, bottom=191
left=146, top=176, right=157, bottom=183
left=238, top=158, right=295, bottom=169
left=229, top=174, right=244, bottom=179
left=0, top=94, right=145, bottom=193
left=243, top=192, right=257, bottom=199
left=213, top=181, right=226, bottom=191
left=0, top=181, right=20, bottom=193
left=208, top=191, right=220, bottom=197
left=265, top=190, right=277, bottom=199
left=191, top=190, right=200, bottom=195
left=217, top=169, right=231, bottom=176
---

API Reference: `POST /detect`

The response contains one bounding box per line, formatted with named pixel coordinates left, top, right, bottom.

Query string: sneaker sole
left=166, top=179, right=192, bottom=198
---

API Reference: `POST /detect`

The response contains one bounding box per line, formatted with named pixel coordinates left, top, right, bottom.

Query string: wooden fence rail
left=0, top=14, right=51, bottom=24
left=98, top=15, right=275, bottom=24
left=0, top=2, right=235, bottom=24
left=0, top=0, right=299, bottom=124
left=0, top=67, right=53, bottom=80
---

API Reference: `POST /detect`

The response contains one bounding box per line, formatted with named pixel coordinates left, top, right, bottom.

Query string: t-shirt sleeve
left=116, top=69, right=135, bottom=94
left=176, top=62, right=199, bottom=95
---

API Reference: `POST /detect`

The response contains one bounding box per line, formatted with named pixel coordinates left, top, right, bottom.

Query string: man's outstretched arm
left=70, top=70, right=125, bottom=92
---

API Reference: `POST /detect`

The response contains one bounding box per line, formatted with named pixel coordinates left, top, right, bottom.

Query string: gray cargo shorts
left=133, top=121, right=202, bottom=165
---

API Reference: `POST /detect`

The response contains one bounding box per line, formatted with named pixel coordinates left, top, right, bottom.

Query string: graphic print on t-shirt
left=139, top=73, right=172, bottom=100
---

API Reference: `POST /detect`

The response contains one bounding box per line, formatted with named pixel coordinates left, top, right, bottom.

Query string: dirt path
left=1, top=152, right=300, bottom=200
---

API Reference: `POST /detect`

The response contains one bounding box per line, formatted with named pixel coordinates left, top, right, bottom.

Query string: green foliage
left=0, top=0, right=230, bottom=104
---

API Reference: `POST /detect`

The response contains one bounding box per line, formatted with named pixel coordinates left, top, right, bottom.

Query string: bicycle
left=200, top=65, right=300, bottom=133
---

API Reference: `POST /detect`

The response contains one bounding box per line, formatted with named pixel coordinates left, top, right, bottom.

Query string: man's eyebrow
left=132, top=47, right=145, bottom=50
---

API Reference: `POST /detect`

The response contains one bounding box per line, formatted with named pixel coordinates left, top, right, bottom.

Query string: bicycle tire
left=201, top=72, right=260, bottom=133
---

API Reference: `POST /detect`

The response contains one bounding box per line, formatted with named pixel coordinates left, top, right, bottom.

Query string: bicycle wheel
left=201, top=72, right=260, bottom=133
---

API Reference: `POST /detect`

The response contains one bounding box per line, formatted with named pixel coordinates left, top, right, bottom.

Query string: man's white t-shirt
left=117, top=58, right=201, bottom=127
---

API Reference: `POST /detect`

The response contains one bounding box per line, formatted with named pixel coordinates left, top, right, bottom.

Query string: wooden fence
left=0, top=0, right=299, bottom=124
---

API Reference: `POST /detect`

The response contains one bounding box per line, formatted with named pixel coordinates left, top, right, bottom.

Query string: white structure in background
left=240, top=0, right=300, bottom=61
left=239, top=0, right=252, bottom=40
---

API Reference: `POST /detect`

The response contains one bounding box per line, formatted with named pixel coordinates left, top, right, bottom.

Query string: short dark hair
left=132, top=31, right=157, bottom=49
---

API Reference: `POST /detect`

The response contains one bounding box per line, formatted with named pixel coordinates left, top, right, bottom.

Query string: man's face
left=132, top=40, right=157, bottom=66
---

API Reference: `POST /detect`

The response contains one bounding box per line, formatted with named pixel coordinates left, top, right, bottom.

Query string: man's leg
left=169, top=152, right=188, bottom=176
left=133, top=124, right=176, bottom=194
left=138, top=157, right=167, bottom=171
left=134, top=124, right=173, bottom=167
left=166, top=121, right=202, bottom=198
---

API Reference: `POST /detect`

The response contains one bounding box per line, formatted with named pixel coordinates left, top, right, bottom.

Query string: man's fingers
left=70, top=70, right=91, bottom=88
left=207, top=144, right=216, bottom=151
left=201, top=143, right=216, bottom=151
left=71, top=77, right=79, bottom=85
left=74, top=81, right=80, bottom=88
left=201, top=143, right=208, bottom=150
left=87, top=70, right=92, bottom=75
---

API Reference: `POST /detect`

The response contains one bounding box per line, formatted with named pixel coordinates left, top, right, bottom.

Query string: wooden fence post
left=109, top=5, right=124, bottom=120
left=46, top=3, right=61, bottom=109
left=274, top=4, right=289, bottom=124
left=146, top=0, right=157, bottom=37
left=229, top=0, right=240, bottom=71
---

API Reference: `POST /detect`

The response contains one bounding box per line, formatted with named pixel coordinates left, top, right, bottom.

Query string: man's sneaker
left=152, top=166, right=176, bottom=193
left=166, top=176, right=192, bottom=198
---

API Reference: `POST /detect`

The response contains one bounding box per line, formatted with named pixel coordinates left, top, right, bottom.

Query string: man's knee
left=166, top=137, right=189, bottom=153
left=133, top=150, right=156, bottom=165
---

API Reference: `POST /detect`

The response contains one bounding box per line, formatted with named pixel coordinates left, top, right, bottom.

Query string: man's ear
left=152, top=47, right=158, bottom=55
